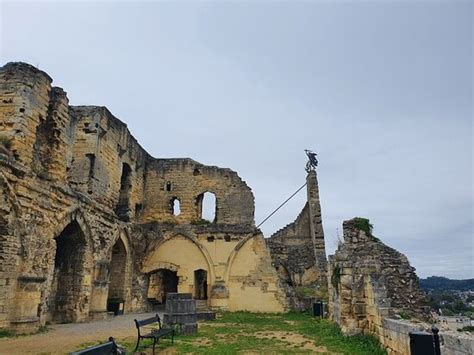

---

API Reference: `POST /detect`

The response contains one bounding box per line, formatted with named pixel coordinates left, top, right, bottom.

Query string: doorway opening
left=107, top=237, right=127, bottom=314
left=194, top=269, right=208, bottom=300
left=51, top=220, right=87, bottom=323
left=147, top=269, right=179, bottom=304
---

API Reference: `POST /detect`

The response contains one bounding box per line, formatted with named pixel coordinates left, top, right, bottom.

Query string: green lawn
left=115, top=312, right=386, bottom=354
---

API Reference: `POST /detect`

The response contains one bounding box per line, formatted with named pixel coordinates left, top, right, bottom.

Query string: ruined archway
left=50, top=220, right=87, bottom=323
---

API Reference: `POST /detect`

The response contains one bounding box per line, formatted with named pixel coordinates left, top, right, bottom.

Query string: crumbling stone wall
left=267, top=171, right=327, bottom=288
left=0, top=62, right=288, bottom=332
left=328, top=218, right=427, bottom=337
left=141, top=158, right=255, bottom=226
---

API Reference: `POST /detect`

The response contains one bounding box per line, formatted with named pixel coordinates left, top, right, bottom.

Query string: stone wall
left=266, top=171, right=327, bottom=290
left=141, top=158, right=255, bottom=226
left=327, top=218, right=427, bottom=336
left=0, top=62, right=288, bottom=332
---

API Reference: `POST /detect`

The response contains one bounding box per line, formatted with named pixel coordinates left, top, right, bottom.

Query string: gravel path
left=0, top=312, right=159, bottom=354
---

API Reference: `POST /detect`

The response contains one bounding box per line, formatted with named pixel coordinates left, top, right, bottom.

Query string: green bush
left=191, top=218, right=213, bottom=225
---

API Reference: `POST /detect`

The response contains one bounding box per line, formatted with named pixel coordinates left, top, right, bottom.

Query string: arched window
left=196, top=192, right=216, bottom=223
left=170, top=197, right=181, bottom=216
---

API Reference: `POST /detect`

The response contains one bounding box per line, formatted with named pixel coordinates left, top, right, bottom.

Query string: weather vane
left=304, top=149, right=318, bottom=172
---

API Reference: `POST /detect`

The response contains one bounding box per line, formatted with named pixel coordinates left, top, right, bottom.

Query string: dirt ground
left=0, top=312, right=158, bottom=355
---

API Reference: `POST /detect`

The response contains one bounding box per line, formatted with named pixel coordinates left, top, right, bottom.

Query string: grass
left=190, top=218, right=214, bottom=226
left=0, top=325, right=49, bottom=339
left=398, top=311, right=412, bottom=320
left=0, top=329, right=16, bottom=338
left=107, top=312, right=386, bottom=354
left=458, top=325, right=474, bottom=333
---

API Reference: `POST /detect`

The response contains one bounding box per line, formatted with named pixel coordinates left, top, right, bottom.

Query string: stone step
left=195, top=299, right=209, bottom=310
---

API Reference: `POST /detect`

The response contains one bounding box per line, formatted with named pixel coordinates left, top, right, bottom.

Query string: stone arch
left=143, top=232, right=215, bottom=283
left=223, top=232, right=255, bottom=283
left=51, top=208, right=94, bottom=249
left=107, top=232, right=131, bottom=304
left=147, top=261, right=180, bottom=274
left=142, top=232, right=215, bottom=298
left=223, top=232, right=286, bottom=312
left=46, top=209, right=94, bottom=323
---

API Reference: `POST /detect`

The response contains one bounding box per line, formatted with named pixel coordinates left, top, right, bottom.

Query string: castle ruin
left=3, top=62, right=463, bottom=355
left=0, top=62, right=328, bottom=332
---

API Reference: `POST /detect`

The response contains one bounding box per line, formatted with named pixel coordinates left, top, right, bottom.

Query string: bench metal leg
left=172, top=330, right=174, bottom=344
left=152, top=337, right=157, bottom=355
left=134, top=337, right=140, bottom=352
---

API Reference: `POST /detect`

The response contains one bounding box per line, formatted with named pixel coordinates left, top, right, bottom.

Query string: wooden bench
left=71, top=337, right=121, bottom=355
left=134, top=314, right=174, bottom=354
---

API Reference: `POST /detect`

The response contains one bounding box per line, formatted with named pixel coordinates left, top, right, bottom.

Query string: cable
left=256, top=182, right=307, bottom=229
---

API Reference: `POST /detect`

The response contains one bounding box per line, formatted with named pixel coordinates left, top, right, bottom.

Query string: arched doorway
left=194, top=269, right=208, bottom=300
left=51, top=220, right=87, bottom=323
left=107, top=237, right=127, bottom=314
left=147, top=269, right=178, bottom=304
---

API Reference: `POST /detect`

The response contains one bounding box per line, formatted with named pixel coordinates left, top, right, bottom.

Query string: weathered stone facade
left=266, top=171, right=327, bottom=287
left=327, top=218, right=428, bottom=337
left=0, top=62, right=289, bottom=332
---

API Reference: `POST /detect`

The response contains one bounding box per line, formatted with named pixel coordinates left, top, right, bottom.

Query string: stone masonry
left=0, top=62, right=290, bottom=333
left=327, top=218, right=427, bottom=337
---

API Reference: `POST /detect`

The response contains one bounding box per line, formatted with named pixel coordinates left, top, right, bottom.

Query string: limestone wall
left=137, top=223, right=288, bottom=313
left=0, top=62, right=288, bottom=332
left=327, top=218, right=427, bottom=336
left=324, top=218, right=474, bottom=354
left=142, top=158, right=255, bottom=226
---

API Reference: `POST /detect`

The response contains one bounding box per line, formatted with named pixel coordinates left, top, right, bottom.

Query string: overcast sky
left=1, top=0, right=472, bottom=279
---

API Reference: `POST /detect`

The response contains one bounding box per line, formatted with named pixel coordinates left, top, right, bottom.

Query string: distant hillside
left=420, top=276, right=474, bottom=291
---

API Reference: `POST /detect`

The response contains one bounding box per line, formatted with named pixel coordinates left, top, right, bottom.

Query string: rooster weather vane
left=305, top=149, right=318, bottom=173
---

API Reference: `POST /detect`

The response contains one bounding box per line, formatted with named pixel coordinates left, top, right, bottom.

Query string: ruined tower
left=267, top=170, right=328, bottom=288
left=306, top=170, right=328, bottom=283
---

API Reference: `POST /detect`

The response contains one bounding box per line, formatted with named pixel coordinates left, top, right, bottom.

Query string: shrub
left=191, top=218, right=213, bottom=225
left=353, top=217, right=380, bottom=240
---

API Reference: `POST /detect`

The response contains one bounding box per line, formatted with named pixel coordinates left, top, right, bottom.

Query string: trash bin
left=409, top=331, right=434, bottom=355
